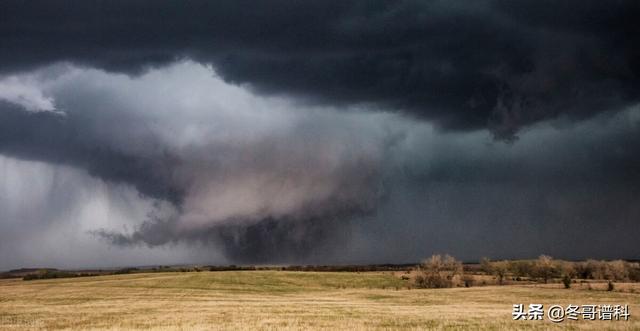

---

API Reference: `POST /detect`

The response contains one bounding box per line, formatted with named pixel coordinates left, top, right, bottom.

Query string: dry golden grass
left=1, top=271, right=638, bottom=330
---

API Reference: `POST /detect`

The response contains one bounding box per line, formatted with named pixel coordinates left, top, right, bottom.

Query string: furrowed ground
left=0, top=271, right=638, bottom=330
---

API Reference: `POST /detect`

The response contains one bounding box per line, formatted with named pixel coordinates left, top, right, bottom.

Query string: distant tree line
left=23, top=269, right=100, bottom=281
left=412, top=254, right=640, bottom=289
left=480, top=256, right=640, bottom=284
left=280, top=264, right=417, bottom=272
left=13, top=264, right=417, bottom=280
left=207, top=264, right=417, bottom=272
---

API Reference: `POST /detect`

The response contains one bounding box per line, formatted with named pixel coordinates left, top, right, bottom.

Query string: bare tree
left=608, top=260, right=629, bottom=281
left=480, top=257, right=492, bottom=275
left=480, top=258, right=510, bottom=285
left=415, top=254, right=463, bottom=288
left=534, top=255, right=558, bottom=283
left=491, top=261, right=510, bottom=285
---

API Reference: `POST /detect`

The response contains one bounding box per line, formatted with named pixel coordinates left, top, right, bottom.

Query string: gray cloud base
left=0, top=63, right=639, bottom=267
left=1, top=0, right=640, bottom=267
left=0, top=63, right=393, bottom=264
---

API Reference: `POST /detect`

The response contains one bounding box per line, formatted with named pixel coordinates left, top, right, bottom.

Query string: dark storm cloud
left=2, top=0, right=640, bottom=267
left=92, top=104, right=640, bottom=263
left=2, top=0, right=639, bottom=137
left=0, top=61, right=639, bottom=265
left=94, top=214, right=355, bottom=264
left=348, top=108, right=640, bottom=263
left=0, top=102, right=184, bottom=204
left=0, top=63, right=391, bottom=263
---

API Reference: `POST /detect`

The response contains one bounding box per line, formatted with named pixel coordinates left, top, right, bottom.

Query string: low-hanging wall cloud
left=0, top=62, right=399, bottom=264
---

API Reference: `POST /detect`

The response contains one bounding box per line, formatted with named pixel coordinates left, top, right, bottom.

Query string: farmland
left=1, top=271, right=638, bottom=330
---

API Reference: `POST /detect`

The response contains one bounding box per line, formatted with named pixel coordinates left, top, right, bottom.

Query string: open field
left=1, top=271, right=639, bottom=330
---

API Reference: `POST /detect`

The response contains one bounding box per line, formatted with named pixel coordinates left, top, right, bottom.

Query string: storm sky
left=1, top=0, right=639, bottom=269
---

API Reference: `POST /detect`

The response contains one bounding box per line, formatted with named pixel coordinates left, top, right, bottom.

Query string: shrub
left=414, top=254, right=463, bottom=288
left=562, top=274, right=571, bottom=289
left=462, top=274, right=474, bottom=287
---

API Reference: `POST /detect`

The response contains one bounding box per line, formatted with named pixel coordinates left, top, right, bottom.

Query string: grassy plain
left=1, top=271, right=638, bottom=330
